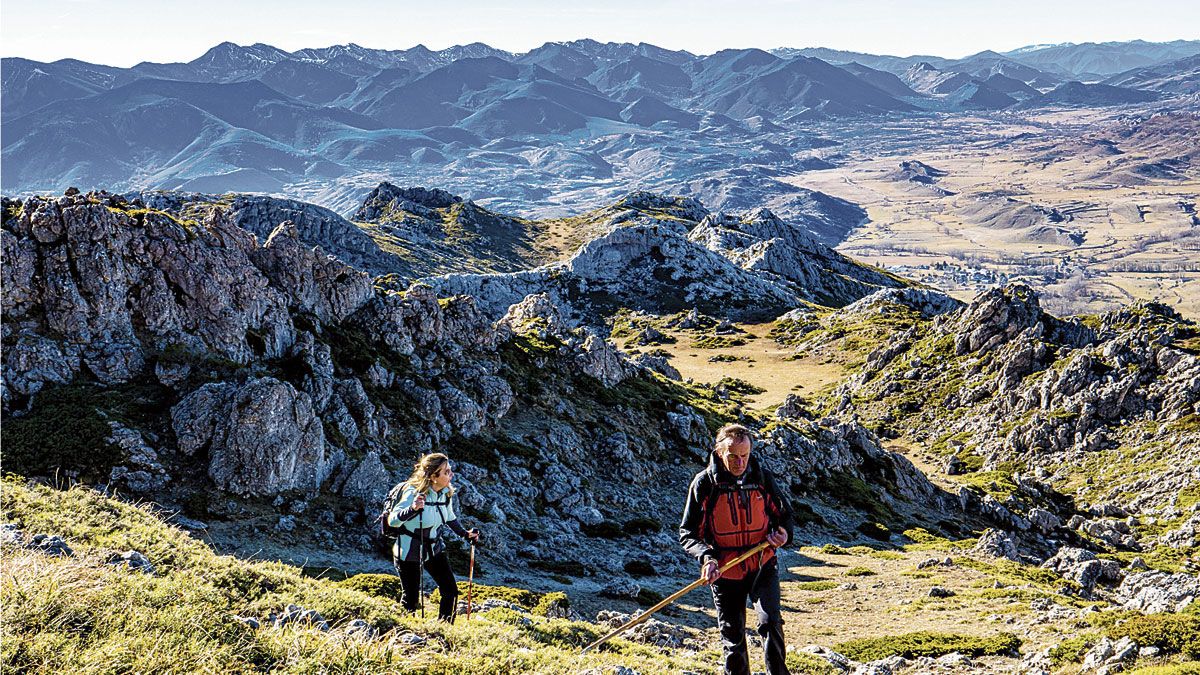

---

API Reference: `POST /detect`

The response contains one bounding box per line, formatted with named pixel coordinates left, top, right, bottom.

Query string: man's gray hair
left=714, top=423, right=752, bottom=451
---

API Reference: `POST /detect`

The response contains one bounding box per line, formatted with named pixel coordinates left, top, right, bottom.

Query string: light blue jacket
left=388, top=485, right=468, bottom=562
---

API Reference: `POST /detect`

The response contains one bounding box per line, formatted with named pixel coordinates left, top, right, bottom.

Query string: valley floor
left=786, top=108, right=1200, bottom=319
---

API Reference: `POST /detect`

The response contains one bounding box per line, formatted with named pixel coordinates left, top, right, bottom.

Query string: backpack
left=377, top=483, right=407, bottom=538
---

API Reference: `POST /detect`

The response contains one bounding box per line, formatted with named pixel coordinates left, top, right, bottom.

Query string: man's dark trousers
left=710, top=558, right=789, bottom=675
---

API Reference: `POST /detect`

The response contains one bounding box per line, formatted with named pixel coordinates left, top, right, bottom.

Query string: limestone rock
left=172, top=377, right=329, bottom=497
left=250, top=221, right=373, bottom=324
left=106, top=550, right=155, bottom=575
left=1117, top=570, right=1200, bottom=612
left=972, top=529, right=1021, bottom=561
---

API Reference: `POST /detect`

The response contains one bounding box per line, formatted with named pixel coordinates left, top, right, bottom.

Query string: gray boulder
left=172, top=377, right=330, bottom=496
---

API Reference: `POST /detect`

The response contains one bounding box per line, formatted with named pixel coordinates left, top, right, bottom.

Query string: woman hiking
left=388, top=453, right=480, bottom=622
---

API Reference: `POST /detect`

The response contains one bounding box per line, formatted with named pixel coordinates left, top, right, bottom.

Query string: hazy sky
left=3, top=0, right=1197, bottom=66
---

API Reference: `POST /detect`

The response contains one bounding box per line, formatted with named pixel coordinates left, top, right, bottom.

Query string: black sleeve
left=392, top=505, right=423, bottom=523
left=679, top=473, right=716, bottom=563
left=446, top=518, right=470, bottom=538
left=763, top=469, right=795, bottom=547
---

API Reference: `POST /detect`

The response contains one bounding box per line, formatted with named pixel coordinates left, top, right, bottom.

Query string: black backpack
left=377, top=483, right=407, bottom=538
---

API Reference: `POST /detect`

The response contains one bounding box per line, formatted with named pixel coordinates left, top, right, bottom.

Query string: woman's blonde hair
left=402, top=453, right=455, bottom=496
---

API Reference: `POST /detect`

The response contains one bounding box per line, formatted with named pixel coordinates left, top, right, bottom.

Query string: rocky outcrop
left=172, top=378, right=330, bottom=497
left=429, top=191, right=911, bottom=322
left=132, top=192, right=388, bottom=274
left=833, top=283, right=1200, bottom=524
left=688, top=208, right=906, bottom=307
left=251, top=221, right=374, bottom=324
left=2, top=191, right=296, bottom=400
left=1117, top=570, right=1200, bottom=612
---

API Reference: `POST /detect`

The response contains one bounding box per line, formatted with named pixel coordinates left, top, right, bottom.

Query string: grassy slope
left=0, top=477, right=716, bottom=674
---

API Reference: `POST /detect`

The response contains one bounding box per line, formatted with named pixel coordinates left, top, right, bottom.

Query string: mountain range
left=3, top=38, right=1196, bottom=221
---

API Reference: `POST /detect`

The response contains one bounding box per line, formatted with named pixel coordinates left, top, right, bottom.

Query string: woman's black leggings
left=395, top=550, right=459, bottom=622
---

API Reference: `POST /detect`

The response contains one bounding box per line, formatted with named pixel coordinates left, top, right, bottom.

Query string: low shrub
left=1048, top=633, right=1098, bottom=665
left=582, top=520, right=625, bottom=539
left=845, top=567, right=875, bottom=577
left=623, top=517, right=662, bottom=535
left=795, top=581, right=838, bottom=592
left=785, top=651, right=839, bottom=674
left=692, top=335, right=747, bottom=349
left=834, top=631, right=1022, bottom=661
left=528, top=559, right=587, bottom=577
left=624, top=559, right=657, bottom=577
left=338, top=573, right=405, bottom=602
left=636, top=588, right=664, bottom=606
left=820, top=544, right=850, bottom=555
left=1108, top=614, right=1200, bottom=659
left=532, top=591, right=570, bottom=617
left=857, top=522, right=892, bottom=542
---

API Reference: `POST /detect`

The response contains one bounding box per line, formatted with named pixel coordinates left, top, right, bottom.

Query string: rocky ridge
left=2, top=189, right=947, bottom=590
left=812, top=284, right=1199, bottom=571
left=427, top=190, right=908, bottom=323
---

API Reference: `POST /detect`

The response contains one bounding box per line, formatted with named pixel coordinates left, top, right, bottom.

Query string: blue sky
left=3, top=0, right=1197, bottom=66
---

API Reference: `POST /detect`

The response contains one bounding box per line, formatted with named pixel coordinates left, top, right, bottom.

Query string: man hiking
left=680, top=423, right=794, bottom=675
left=388, top=452, right=480, bottom=622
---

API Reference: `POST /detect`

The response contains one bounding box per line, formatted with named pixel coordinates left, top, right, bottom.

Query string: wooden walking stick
left=582, top=540, right=772, bottom=654
left=466, top=541, right=476, bottom=621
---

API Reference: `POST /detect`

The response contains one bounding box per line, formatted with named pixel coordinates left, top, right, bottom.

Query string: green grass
left=956, top=558, right=1066, bottom=591
left=834, top=631, right=1021, bottom=661
left=0, top=477, right=712, bottom=674
left=1128, top=665, right=1200, bottom=675
left=844, top=567, right=876, bottom=577
left=691, top=335, right=746, bottom=349
left=794, top=581, right=839, bottom=592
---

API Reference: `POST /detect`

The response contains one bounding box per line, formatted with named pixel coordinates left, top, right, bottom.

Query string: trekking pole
left=581, top=540, right=771, bottom=654
left=466, top=541, right=476, bottom=622
left=417, top=508, right=425, bottom=619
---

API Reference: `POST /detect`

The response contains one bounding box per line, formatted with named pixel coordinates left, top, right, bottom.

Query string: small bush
left=845, top=567, right=875, bottom=577
left=716, top=377, right=765, bottom=395
left=785, top=650, right=839, bottom=674
left=792, top=501, right=826, bottom=527
left=339, top=574, right=405, bottom=602
left=636, top=588, right=664, bottom=606
left=532, top=591, right=570, bottom=617
left=835, top=631, right=1022, bottom=661
left=1109, top=614, right=1200, bottom=659
left=1048, top=634, right=1099, bottom=665
left=624, top=559, right=657, bottom=577
left=693, top=335, right=747, bottom=349
left=623, top=517, right=661, bottom=535
left=582, top=520, right=625, bottom=539
left=820, top=544, right=850, bottom=555
left=795, top=581, right=838, bottom=591
left=857, top=522, right=892, bottom=542
left=2, top=384, right=122, bottom=479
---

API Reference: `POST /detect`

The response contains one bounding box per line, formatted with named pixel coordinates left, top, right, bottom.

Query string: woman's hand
left=412, top=494, right=426, bottom=511
left=700, top=558, right=720, bottom=585
left=467, top=528, right=481, bottom=542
